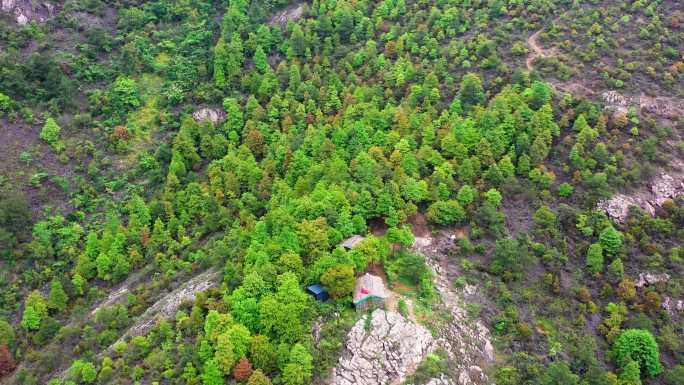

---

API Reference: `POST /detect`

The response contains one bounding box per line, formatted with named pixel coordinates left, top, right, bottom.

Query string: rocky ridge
left=331, top=309, right=436, bottom=385
left=330, top=231, right=494, bottom=385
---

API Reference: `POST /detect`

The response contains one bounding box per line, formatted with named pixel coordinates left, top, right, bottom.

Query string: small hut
left=306, top=284, right=329, bottom=301
left=353, top=273, right=388, bottom=311
left=341, top=235, right=365, bottom=250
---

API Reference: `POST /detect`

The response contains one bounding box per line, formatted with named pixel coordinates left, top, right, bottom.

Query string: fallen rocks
left=192, top=107, right=226, bottom=125
left=331, top=309, right=436, bottom=385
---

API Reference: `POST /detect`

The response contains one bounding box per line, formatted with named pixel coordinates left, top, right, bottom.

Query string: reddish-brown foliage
left=233, top=357, right=253, bottom=382
left=0, top=345, right=16, bottom=377
left=113, top=126, right=131, bottom=141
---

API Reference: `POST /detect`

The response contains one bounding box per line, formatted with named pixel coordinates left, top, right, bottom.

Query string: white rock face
left=598, top=160, right=684, bottom=223
left=636, top=272, right=670, bottom=288
left=192, top=107, right=226, bottom=125
left=663, top=297, right=684, bottom=315
left=331, top=309, right=436, bottom=385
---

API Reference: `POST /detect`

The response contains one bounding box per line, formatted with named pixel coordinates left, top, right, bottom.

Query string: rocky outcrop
left=598, top=161, right=684, bottom=222
left=663, top=297, right=684, bottom=315
left=269, top=3, right=304, bottom=26
left=412, top=234, right=494, bottom=385
left=601, top=90, right=684, bottom=119
left=636, top=272, right=670, bottom=288
left=192, top=107, right=226, bottom=125
left=331, top=309, right=435, bottom=385
left=1, top=0, right=57, bottom=25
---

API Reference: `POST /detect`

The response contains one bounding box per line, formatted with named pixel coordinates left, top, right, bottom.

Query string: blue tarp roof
left=307, top=284, right=326, bottom=295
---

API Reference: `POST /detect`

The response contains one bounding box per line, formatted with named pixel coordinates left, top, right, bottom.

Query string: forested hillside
left=0, top=0, right=682, bottom=385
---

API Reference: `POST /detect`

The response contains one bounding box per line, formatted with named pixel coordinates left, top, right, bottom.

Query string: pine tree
left=599, top=226, right=623, bottom=258
left=459, top=73, right=485, bottom=109
left=215, top=333, right=236, bottom=375
left=48, top=279, right=68, bottom=313
left=586, top=243, right=604, bottom=275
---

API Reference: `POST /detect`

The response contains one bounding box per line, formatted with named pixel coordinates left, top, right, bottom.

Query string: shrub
left=426, top=200, right=466, bottom=225
left=612, top=329, right=662, bottom=377
left=586, top=243, right=604, bottom=274
left=40, top=117, right=61, bottom=146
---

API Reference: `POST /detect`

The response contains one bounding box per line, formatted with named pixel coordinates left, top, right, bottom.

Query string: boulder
left=331, top=309, right=435, bottom=385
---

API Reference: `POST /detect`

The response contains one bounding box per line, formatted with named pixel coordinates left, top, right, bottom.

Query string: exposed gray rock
left=192, top=107, right=226, bottom=125
left=597, top=194, right=654, bottom=223
left=636, top=272, right=670, bottom=288
left=331, top=309, right=436, bottom=385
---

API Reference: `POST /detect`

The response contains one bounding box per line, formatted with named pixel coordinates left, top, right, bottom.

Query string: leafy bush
left=612, top=329, right=662, bottom=377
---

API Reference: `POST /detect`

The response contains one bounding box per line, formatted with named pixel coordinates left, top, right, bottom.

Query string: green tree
left=48, top=279, right=68, bottom=313
left=253, top=45, right=270, bottom=73
left=215, top=333, right=236, bottom=375
left=528, top=81, right=552, bottom=109
left=459, top=73, right=485, bottom=109
left=247, top=369, right=272, bottom=385
left=599, top=226, right=623, bottom=258
left=484, top=189, right=502, bottom=209
left=282, top=344, right=313, bottom=385
left=586, top=243, right=604, bottom=275
left=40, top=117, right=61, bottom=146
left=109, top=76, right=140, bottom=116
left=541, top=362, right=579, bottom=385
left=456, top=185, right=476, bottom=206
left=426, top=200, right=466, bottom=225
left=0, top=319, right=14, bottom=349
left=320, top=265, right=355, bottom=299
left=202, top=359, right=224, bottom=385
left=607, top=258, right=625, bottom=283
left=21, top=291, right=48, bottom=331
left=612, top=329, right=662, bottom=377
left=619, top=360, right=642, bottom=385
left=250, top=335, right=276, bottom=373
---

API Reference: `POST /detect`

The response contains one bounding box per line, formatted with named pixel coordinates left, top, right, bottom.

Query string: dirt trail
left=526, top=28, right=554, bottom=71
